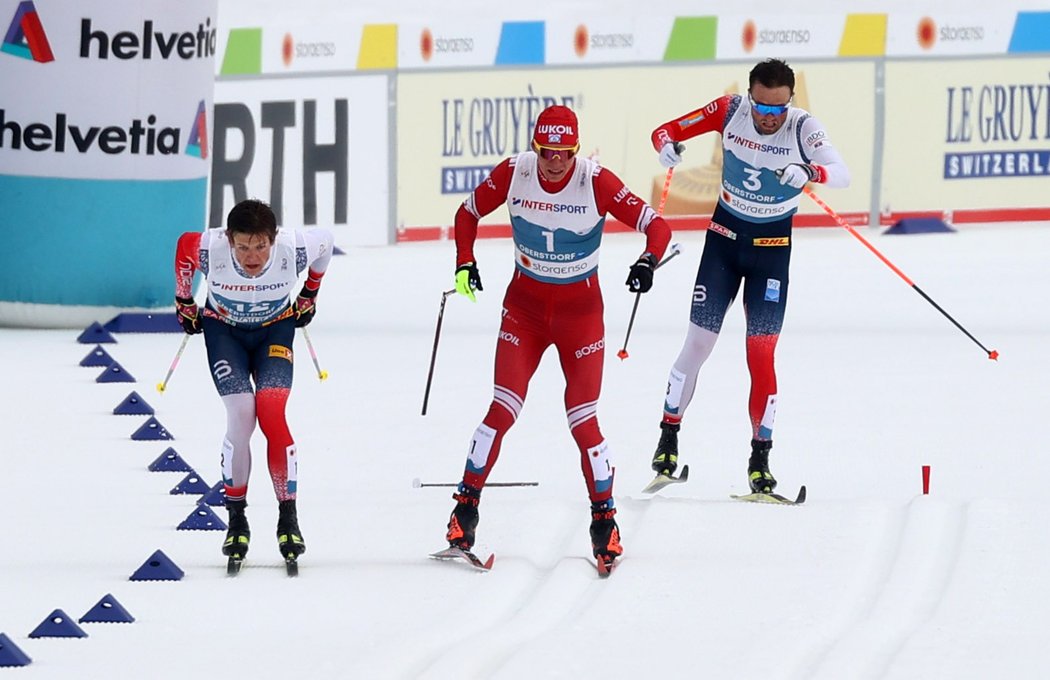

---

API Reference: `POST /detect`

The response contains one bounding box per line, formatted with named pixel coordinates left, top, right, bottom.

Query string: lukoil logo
left=0, top=102, right=208, bottom=158
left=2, top=0, right=54, bottom=62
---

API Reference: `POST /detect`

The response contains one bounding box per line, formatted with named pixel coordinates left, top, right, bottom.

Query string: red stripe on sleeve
left=174, top=232, right=202, bottom=299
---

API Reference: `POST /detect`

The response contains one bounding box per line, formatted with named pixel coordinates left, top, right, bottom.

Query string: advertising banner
left=885, top=14, right=1016, bottom=56
left=211, top=74, right=390, bottom=246
left=881, top=58, right=1050, bottom=219
left=396, top=61, right=874, bottom=237
left=215, top=19, right=396, bottom=76
left=398, top=20, right=506, bottom=69
left=0, top=0, right=216, bottom=327
left=717, top=13, right=887, bottom=59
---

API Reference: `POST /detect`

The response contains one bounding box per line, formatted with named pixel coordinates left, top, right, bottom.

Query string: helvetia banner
left=0, top=0, right=217, bottom=327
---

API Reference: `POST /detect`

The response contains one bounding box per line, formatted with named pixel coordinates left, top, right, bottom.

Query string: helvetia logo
left=78, top=17, right=216, bottom=60
left=185, top=100, right=207, bottom=159
left=0, top=102, right=210, bottom=158
left=2, top=0, right=54, bottom=62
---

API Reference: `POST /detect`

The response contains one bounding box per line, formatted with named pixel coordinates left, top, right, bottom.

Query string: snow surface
left=3, top=223, right=1048, bottom=679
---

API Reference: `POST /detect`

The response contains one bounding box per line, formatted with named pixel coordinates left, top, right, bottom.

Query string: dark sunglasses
left=748, top=92, right=790, bottom=116
left=533, top=142, right=578, bottom=161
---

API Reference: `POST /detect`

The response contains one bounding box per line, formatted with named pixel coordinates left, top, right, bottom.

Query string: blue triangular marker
left=198, top=480, right=227, bottom=507
left=170, top=472, right=210, bottom=495
left=131, top=417, right=173, bottom=441
left=148, top=447, right=194, bottom=473
left=28, top=609, right=88, bottom=638
left=177, top=505, right=227, bottom=531
left=0, top=633, right=31, bottom=667
left=113, top=391, right=154, bottom=415
left=884, top=217, right=956, bottom=235
left=79, top=345, right=114, bottom=367
left=78, top=594, right=134, bottom=624
left=129, top=549, right=184, bottom=581
left=97, top=361, right=136, bottom=384
left=76, top=321, right=116, bottom=344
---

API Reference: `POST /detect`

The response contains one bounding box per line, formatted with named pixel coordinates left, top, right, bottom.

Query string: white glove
left=658, top=142, right=683, bottom=168
left=778, top=163, right=818, bottom=188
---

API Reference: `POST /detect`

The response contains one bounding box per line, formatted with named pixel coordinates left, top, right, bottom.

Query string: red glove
left=175, top=297, right=202, bottom=334
left=293, top=287, right=317, bottom=327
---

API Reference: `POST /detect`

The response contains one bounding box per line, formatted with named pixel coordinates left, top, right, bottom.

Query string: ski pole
left=300, top=326, right=329, bottom=381
left=801, top=185, right=998, bottom=361
left=656, top=164, right=675, bottom=215
left=617, top=243, right=682, bottom=361
left=412, top=477, right=538, bottom=488
left=617, top=164, right=678, bottom=362
left=421, top=288, right=457, bottom=416
left=156, top=334, right=191, bottom=394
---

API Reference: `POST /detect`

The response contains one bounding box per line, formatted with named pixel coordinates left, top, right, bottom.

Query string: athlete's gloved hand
left=175, top=296, right=202, bottom=334
left=455, top=262, right=483, bottom=302
left=625, top=253, right=657, bottom=293
left=778, top=163, right=820, bottom=188
left=658, top=142, right=685, bottom=169
left=292, top=286, right=317, bottom=327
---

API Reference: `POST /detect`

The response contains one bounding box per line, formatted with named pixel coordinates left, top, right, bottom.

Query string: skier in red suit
left=443, top=105, right=672, bottom=569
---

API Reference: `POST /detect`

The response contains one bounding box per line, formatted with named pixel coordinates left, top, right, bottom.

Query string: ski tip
left=796, top=485, right=807, bottom=504
left=679, top=464, right=690, bottom=481
left=481, top=553, right=495, bottom=570
left=596, top=557, right=617, bottom=578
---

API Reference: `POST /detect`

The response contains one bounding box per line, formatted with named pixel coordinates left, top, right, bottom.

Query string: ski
left=596, top=556, right=618, bottom=578
left=730, top=485, right=807, bottom=505
left=226, top=556, right=244, bottom=576
left=429, top=546, right=495, bottom=571
left=284, top=555, right=300, bottom=577
left=641, top=464, right=690, bottom=494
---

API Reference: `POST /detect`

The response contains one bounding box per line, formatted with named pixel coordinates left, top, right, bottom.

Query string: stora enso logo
left=2, top=1, right=54, bottom=62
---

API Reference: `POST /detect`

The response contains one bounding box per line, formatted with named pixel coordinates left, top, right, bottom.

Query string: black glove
left=455, top=263, right=483, bottom=301
left=625, top=253, right=657, bottom=293
left=292, top=286, right=317, bottom=328
left=175, top=296, right=202, bottom=334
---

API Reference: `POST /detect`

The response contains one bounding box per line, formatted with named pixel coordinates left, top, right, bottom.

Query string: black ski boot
left=445, top=483, right=481, bottom=550
left=651, top=422, right=680, bottom=475
left=222, top=499, right=250, bottom=558
left=748, top=439, right=777, bottom=493
left=277, top=499, right=306, bottom=558
left=589, top=499, right=623, bottom=562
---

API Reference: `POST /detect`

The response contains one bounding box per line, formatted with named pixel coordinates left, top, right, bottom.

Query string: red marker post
left=922, top=464, right=931, bottom=495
